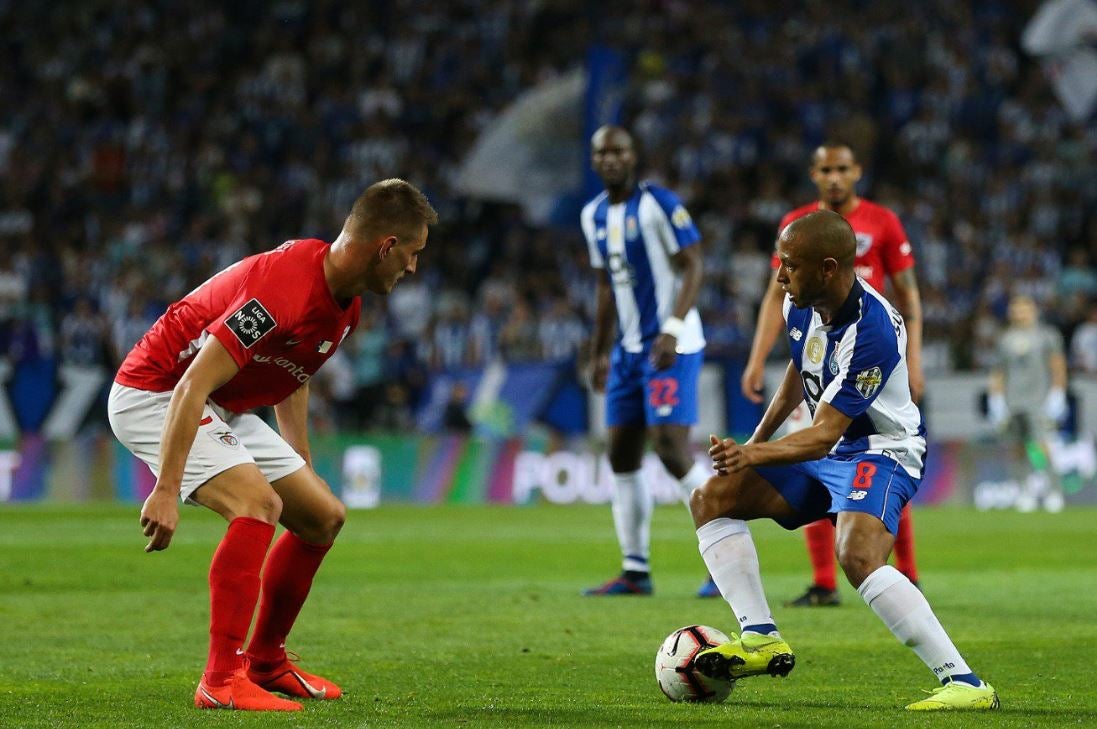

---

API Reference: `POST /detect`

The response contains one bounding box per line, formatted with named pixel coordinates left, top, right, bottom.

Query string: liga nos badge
left=854, top=367, right=883, bottom=398
left=226, top=298, right=277, bottom=348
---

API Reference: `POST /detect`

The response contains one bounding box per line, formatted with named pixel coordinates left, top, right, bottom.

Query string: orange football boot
left=194, top=668, right=303, bottom=711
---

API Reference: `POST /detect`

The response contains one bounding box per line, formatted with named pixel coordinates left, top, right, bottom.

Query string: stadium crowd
left=0, top=0, right=1094, bottom=431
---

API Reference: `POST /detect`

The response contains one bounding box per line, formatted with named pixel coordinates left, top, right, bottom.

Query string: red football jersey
left=116, top=239, right=361, bottom=413
left=770, top=199, right=914, bottom=292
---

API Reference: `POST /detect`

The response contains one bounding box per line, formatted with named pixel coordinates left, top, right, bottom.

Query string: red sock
left=893, top=504, right=919, bottom=583
left=804, top=519, right=837, bottom=591
left=247, top=530, right=332, bottom=670
left=205, top=517, right=275, bottom=687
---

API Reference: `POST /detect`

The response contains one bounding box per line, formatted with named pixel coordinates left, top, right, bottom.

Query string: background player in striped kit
left=579, top=125, right=712, bottom=596
left=739, top=142, right=924, bottom=606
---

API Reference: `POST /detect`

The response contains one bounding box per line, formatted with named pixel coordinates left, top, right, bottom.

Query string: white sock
left=677, top=462, right=711, bottom=508
left=612, top=470, right=652, bottom=572
left=859, top=565, right=973, bottom=682
left=696, top=518, right=775, bottom=632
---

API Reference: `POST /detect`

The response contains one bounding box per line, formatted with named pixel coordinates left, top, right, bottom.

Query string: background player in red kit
left=739, top=143, right=924, bottom=607
left=108, top=179, right=438, bottom=711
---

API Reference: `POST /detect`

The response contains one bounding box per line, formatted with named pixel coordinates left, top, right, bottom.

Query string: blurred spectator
left=0, top=1, right=1091, bottom=432
left=497, top=298, right=540, bottom=362
left=441, top=382, right=474, bottom=434
left=1071, top=303, right=1097, bottom=375
left=59, top=298, right=109, bottom=370
left=347, top=309, right=390, bottom=428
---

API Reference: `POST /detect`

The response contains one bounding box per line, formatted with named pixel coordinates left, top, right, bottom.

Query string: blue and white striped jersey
left=784, top=280, right=926, bottom=477
left=580, top=182, right=705, bottom=354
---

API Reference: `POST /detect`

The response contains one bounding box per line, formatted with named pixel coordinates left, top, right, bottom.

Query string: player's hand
left=709, top=434, right=750, bottom=475
left=589, top=354, right=610, bottom=393
left=1044, top=387, right=1068, bottom=422
left=908, top=364, right=925, bottom=404
left=139, top=488, right=179, bottom=552
left=740, top=361, right=765, bottom=404
left=649, top=334, right=678, bottom=371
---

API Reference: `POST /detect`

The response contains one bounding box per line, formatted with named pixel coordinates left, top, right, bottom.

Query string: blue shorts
left=604, top=349, right=702, bottom=428
left=754, top=454, right=919, bottom=534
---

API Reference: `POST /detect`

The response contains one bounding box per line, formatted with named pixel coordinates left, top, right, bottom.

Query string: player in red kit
left=738, top=144, right=924, bottom=607
left=108, top=179, right=438, bottom=711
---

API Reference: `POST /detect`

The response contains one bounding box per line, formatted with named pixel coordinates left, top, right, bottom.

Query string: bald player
left=687, top=211, right=998, bottom=711
left=741, top=142, right=923, bottom=606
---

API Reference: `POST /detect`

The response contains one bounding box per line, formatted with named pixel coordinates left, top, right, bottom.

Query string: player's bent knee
left=836, top=546, right=882, bottom=589
left=323, top=499, right=347, bottom=540
left=247, top=490, right=283, bottom=524
left=689, top=476, right=737, bottom=527
left=293, top=497, right=346, bottom=545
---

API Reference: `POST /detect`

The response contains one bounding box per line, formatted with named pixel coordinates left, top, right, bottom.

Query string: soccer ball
left=655, top=625, right=735, bottom=703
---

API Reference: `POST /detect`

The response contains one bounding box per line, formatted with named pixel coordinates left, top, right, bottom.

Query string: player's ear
left=852, top=163, right=863, bottom=182
left=378, top=236, right=397, bottom=259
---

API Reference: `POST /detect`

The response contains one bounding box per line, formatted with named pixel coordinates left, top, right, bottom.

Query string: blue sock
left=944, top=672, right=981, bottom=687
left=742, top=622, right=778, bottom=635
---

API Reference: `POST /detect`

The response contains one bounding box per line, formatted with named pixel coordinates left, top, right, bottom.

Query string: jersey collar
left=818, top=280, right=864, bottom=332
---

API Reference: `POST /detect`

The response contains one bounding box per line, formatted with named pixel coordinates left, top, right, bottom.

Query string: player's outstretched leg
left=858, top=564, right=998, bottom=711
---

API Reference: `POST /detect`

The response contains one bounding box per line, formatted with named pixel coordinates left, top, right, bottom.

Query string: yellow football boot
left=694, top=632, right=795, bottom=681
left=905, top=680, right=999, bottom=711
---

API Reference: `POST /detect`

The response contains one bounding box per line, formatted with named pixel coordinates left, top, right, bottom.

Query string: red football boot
left=194, top=668, right=302, bottom=711
left=247, top=653, right=343, bottom=700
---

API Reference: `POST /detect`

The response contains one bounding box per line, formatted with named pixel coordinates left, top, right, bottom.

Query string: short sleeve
left=821, top=323, right=901, bottom=419
left=208, top=295, right=282, bottom=368
left=580, top=201, right=604, bottom=269
left=880, top=210, right=915, bottom=276
left=645, top=185, right=701, bottom=252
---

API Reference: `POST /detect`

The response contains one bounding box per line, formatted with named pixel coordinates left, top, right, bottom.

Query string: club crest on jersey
left=226, top=299, right=276, bottom=348
left=855, top=233, right=874, bottom=256
left=625, top=216, right=638, bottom=241
left=806, top=337, right=825, bottom=364
left=671, top=205, right=692, bottom=229
left=854, top=367, right=883, bottom=398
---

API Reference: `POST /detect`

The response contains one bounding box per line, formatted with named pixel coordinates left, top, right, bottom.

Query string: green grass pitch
left=1, top=503, right=1095, bottom=728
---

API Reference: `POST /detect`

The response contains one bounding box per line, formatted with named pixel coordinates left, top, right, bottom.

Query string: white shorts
left=107, top=382, right=306, bottom=504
